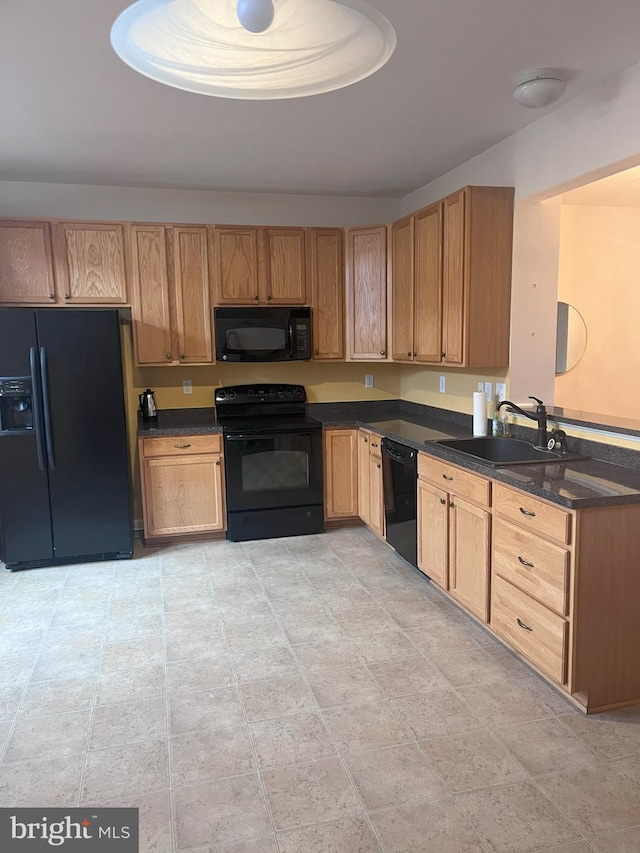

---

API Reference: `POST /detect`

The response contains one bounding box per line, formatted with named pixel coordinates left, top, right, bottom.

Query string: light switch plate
left=484, top=382, right=493, bottom=400
left=364, top=374, right=374, bottom=388
left=496, top=382, right=507, bottom=402
left=183, top=380, right=193, bottom=395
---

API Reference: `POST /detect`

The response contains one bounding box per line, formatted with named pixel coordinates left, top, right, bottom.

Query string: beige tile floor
left=0, top=527, right=639, bottom=852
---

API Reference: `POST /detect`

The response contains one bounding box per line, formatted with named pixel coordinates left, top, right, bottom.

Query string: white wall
left=399, top=60, right=640, bottom=412
left=0, top=181, right=400, bottom=227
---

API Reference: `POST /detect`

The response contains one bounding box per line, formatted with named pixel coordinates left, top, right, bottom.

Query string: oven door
left=224, top=428, right=323, bottom=512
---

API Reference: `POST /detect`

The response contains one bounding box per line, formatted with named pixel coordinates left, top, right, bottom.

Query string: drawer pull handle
left=517, top=617, right=533, bottom=632
left=519, top=507, right=536, bottom=518
left=442, top=474, right=454, bottom=481
left=174, top=443, right=192, bottom=449
left=371, top=442, right=378, bottom=447
left=518, top=556, right=535, bottom=569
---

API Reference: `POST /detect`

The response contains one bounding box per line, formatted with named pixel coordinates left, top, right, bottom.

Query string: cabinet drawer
left=491, top=575, right=567, bottom=684
left=493, top=519, right=569, bottom=615
left=142, top=435, right=222, bottom=458
left=418, top=455, right=490, bottom=506
left=494, top=483, right=571, bottom=544
left=368, top=434, right=383, bottom=458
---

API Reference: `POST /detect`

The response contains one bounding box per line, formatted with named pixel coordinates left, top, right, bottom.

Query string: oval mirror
left=555, top=302, right=587, bottom=374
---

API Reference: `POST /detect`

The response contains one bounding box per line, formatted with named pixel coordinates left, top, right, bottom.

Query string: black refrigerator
left=0, top=309, right=133, bottom=570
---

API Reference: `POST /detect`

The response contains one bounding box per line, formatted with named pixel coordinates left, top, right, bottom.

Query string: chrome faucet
left=498, top=396, right=548, bottom=449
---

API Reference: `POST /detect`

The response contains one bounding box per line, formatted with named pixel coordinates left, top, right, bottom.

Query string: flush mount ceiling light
left=110, top=0, right=397, bottom=100
left=513, top=68, right=566, bottom=108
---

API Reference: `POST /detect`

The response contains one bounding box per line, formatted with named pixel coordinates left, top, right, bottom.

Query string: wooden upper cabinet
left=130, top=224, right=214, bottom=367
left=414, top=202, right=443, bottom=363
left=212, top=226, right=260, bottom=304
left=172, top=226, right=212, bottom=363
left=442, top=190, right=465, bottom=365
left=129, top=225, right=173, bottom=365
left=309, top=228, right=344, bottom=360
left=53, top=222, right=127, bottom=304
left=346, top=226, right=388, bottom=360
left=263, top=228, right=307, bottom=304
left=391, top=216, right=415, bottom=362
left=0, top=220, right=57, bottom=304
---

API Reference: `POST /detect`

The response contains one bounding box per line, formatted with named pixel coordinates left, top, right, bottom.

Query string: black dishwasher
left=381, top=438, right=418, bottom=567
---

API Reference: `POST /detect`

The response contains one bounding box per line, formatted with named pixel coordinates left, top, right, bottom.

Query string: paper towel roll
left=473, top=391, right=488, bottom=436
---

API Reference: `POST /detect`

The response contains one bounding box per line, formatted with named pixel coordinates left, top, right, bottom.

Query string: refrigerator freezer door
left=0, top=310, right=54, bottom=565
left=36, top=310, right=132, bottom=560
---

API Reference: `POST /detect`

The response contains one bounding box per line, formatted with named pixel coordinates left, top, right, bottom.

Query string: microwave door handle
left=29, top=347, right=46, bottom=472
left=288, top=321, right=295, bottom=358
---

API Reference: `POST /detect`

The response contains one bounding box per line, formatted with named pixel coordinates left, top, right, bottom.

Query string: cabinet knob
left=166, top=353, right=172, bottom=361
left=449, top=502, right=454, bottom=508
left=413, top=352, right=417, bottom=357
left=64, top=293, right=71, bottom=300
left=380, top=350, right=386, bottom=356
left=371, top=442, right=378, bottom=447
left=254, top=295, right=259, bottom=301
left=49, top=293, right=55, bottom=300
left=180, top=354, right=185, bottom=360
left=439, top=498, right=446, bottom=505
left=266, top=294, right=272, bottom=301
left=215, top=460, right=220, bottom=466
left=376, top=463, right=381, bottom=468
left=407, top=351, right=411, bottom=357
left=364, top=438, right=368, bottom=443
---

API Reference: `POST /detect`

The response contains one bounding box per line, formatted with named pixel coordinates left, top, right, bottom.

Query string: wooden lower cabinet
left=418, top=454, right=490, bottom=620
left=140, top=435, right=226, bottom=541
left=357, top=429, right=385, bottom=537
left=449, top=496, right=491, bottom=622
left=323, top=428, right=358, bottom=521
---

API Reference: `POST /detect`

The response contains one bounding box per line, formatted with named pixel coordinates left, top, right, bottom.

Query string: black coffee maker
left=139, top=388, right=157, bottom=421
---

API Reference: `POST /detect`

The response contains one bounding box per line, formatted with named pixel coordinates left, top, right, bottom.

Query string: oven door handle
left=225, top=431, right=318, bottom=441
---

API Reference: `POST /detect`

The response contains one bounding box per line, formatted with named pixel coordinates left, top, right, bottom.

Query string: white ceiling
left=3, top=0, right=640, bottom=197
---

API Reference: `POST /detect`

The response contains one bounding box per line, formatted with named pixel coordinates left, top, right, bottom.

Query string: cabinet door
left=346, top=226, right=388, bottom=360
left=213, top=226, right=260, bottom=304
left=417, top=479, right=449, bottom=589
left=442, top=190, right=466, bottom=365
left=323, top=429, right=358, bottom=519
left=172, top=227, right=213, bottom=364
left=414, top=203, right=443, bottom=363
left=129, top=225, right=173, bottom=365
left=391, top=215, right=415, bottom=361
left=53, top=222, right=127, bottom=304
left=369, top=451, right=385, bottom=538
left=309, top=228, right=344, bottom=360
left=144, top=454, right=226, bottom=537
left=357, top=430, right=372, bottom=526
left=0, top=220, right=57, bottom=304
left=264, top=228, right=307, bottom=304
left=449, top=495, right=490, bottom=621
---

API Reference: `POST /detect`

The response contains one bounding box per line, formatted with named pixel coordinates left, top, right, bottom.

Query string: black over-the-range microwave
left=214, top=307, right=312, bottom=362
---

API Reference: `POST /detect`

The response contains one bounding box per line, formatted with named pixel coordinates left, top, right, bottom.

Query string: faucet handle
left=528, top=396, right=544, bottom=406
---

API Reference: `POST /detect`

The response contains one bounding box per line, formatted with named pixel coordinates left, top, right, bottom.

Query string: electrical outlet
left=496, top=382, right=507, bottom=402
left=484, top=382, right=493, bottom=400
left=478, top=381, right=485, bottom=392
left=182, top=380, right=193, bottom=395
left=439, top=375, right=446, bottom=393
left=364, top=374, right=374, bottom=388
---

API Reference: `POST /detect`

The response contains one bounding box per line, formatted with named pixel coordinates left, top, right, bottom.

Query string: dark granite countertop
left=137, top=400, right=640, bottom=509
left=137, top=407, right=221, bottom=436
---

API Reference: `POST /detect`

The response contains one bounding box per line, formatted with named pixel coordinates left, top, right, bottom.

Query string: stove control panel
left=215, top=384, right=306, bottom=405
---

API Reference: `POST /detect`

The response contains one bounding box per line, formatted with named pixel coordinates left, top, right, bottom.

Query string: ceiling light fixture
left=513, top=68, right=566, bottom=108
left=110, top=0, right=397, bottom=100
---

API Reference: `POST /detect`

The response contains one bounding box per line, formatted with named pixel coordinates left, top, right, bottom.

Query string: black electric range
left=215, top=384, right=323, bottom=542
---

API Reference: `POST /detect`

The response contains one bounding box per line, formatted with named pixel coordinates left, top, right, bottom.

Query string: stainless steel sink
left=433, top=437, right=588, bottom=467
